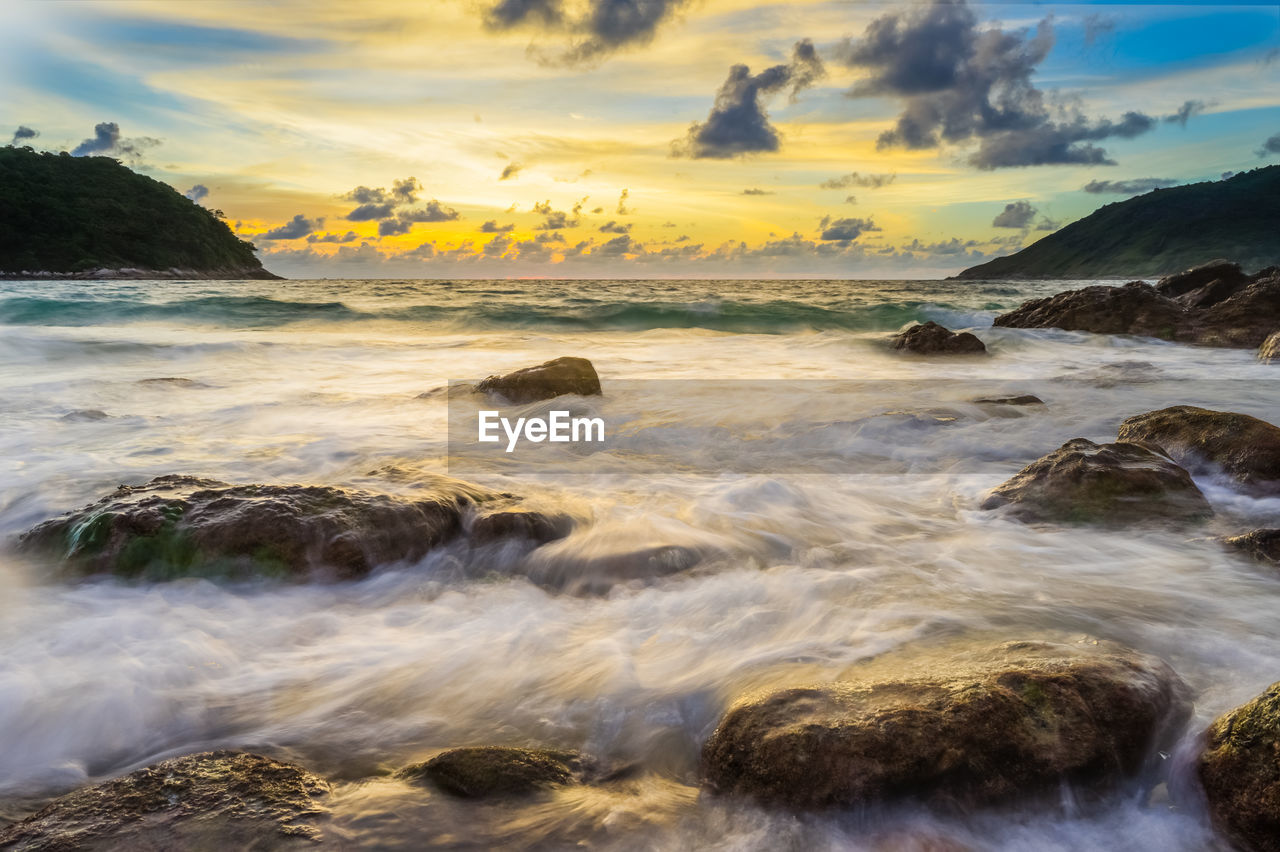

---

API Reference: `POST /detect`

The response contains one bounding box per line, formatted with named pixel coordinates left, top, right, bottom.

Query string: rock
left=0, top=750, right=329, bottom=850
left=475, top=357, right=602, bottom=404
left=1198, top=682, right=1280, bottom=852
left=1192, top=273, right=1280, bottom=348
left=470, top=509, right=573, bottom=546
left=972, top=394, right=1044, bottom=406
left=18, top=474, right=467, bottom=581
left=1117, top=406, right=1280, bottom=494
left=1259, top=332, right=1280, bottom=363
left=891, top=322, right=987, bottom=355
left=701, top=640, right=1190, bottom=811
left=1155, top=259, right=1248, bottom=301
left=980, top=439, right=1212, bottom=525
left=59, top=409, right=110, bottom=422
left=399, top=747, right=582, bottom=798
left=1222, top=529, right=1280, bottom=564
left=518, top=543, right=706, bottom=595
left=993, top=281, right=1185, bottom=340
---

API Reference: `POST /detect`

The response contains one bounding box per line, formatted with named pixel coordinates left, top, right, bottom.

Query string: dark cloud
left=533, top=200, right=580, bottom=229
left=992, top=200, right=1037, bottom=228
left=741, top=188, right=774, bottom=195
left=378, top=219, right=412, bottom=237
left=839, top=2, right=1159, bottom=169
left=341, top=178, right=456, bottom=234
left=597, top=234, right=641, bottom=256
left=1258, top=133, right=1280, bottom=158
left=616, top=188, right=630, bottom=214
left=817, top=216, right=879, bottom=241
left=479, top=220, right=515, bottom=233
left=500, top=162, right=523, bottom=180
left=672, top=40, right=825, bottom=159
left=261, top=214, right=320, bottom=241
left=844, top=195, right=857, bottom=205
left=1082, top=13, right=1116, bottom=47
left=487, top=0, right=693, bottom=65
left=10, top=126, right=38, bottom=145
left=1082, top=177, right=1181, bottom=194
left=599, top=220, right=631, bottom=233
left=819, top=171, right=896, bottom=189
left=399, top=201, right=461, bottom=223
left=348, top=202, right=396, bottom=221
left=184, top=184, right=209, bottom=203
left=1035, top=216, right=1060, bottom=231
left=391, top=177, right=421, bottom=203
left=1164, top=100, right=1205, bottom=128
left=69, top=121, right=160, bottom=165
left=307, top=231, right=359, bottom=243
left=344, top=186, right=388, bottom=204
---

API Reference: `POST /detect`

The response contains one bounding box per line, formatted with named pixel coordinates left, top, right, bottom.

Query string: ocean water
left=1, top=276, right=1278, bottom=850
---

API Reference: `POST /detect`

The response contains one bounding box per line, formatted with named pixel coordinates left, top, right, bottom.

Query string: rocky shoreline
left=1, top=266, right=283, bottom=281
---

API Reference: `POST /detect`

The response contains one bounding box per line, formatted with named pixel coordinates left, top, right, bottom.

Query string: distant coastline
left=1, top=267, right=283, bottom=281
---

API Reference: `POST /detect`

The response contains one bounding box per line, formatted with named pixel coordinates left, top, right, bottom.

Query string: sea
left=1, top=276, right=1278, bottom=850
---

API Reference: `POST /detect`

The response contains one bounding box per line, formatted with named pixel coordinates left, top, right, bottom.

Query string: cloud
left=616, top=188, right=630, bottom=214
left=307, top=231, right=359, bottom=243
left=1164, top=100, right=1205, bottom=127
left=844, top=195, right=857, bottom=205
left=10, top=126, right=38, bottom=145
left=500, top=162, right=523, bottom=180
left=1257, top=133, right=1280, bottom=158
left=344, top=186, right=388, bottom=204
left=533, top=199, right=579, bottom=229
left=817, top=216, right=880, bottom=241
left=741, top=188, right=774, bottom=195
left=184, top=184, right=209, bottom=203
left=1082, top=178, right=1181, bottom=194
left=992, top=200, right=1037, bottom=228
left=596, top=234, right=641, bottom=256
left=261, top=214, right=320, bottom=241
left=69, top=121, right=160, bottom=165
left=838, top=2, right=1159, bottom=169
left=347, top=202, right=396, bottom=221
left=598, top=220, right=631, bottom=233
left=672, top=39, right=825, bottom=159
left=1082, top=13, right=1116, bottom=47
left=391, top=177, right=421, bottom=203
left=399, top=201, right=461, bottom=223
left=341, top=178, right=457, bottom=235
left=479, top=220, right=515, bottom=233
left=485, top=0, right=693, bottom=65
left=819, top=171, right=896, bottom=190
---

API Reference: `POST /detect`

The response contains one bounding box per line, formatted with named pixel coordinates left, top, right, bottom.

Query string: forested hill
left=0, top=147, right=279, bottom=279
left=954, top=166, right=1280, bottom=280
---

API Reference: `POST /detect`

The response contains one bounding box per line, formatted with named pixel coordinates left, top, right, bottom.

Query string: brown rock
left=1259, top=332, right=1280, bottom=363
left=1222, top=529, right=1280, bottom=564
left=0, top=751, right=329, bottom=851
left=980, top=439, right=1212, bottom=525
left=399, top=747, right=582, bottom=798
left=972, top=394, right=1044, bottom=406
left=1199, top=682, right=1280, bottom=852
left=470, top=509, right=573, bottom=546
left=993, top=281, right=1185, bottom=339
left=475, top=356, right=602, bottom=404
left=701, top=640, right=1191, bottom=810
left=892, top=322, right=986, bottom=355
left=1192, top=273, right=1280, bottom=348
left=1118, top=406, right=1280, bottom=494
left=1155, top=259, right=1248, bottom=301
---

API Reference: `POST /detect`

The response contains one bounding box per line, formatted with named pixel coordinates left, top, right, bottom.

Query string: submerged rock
left=0, top=750, right=330, bottom=851
left=972, top=394, right=1044, bottom=406
left=17, top=474, right=469, bottom=581
left=475, top=356, right=602, bottom=404
left=1118, top=406, right=1280, bottom=495
left=1259, top=332, right=1280, bottom=363
left=891, top=322, right=987, bottom=355
left=701, top=640, right=1190, bottom=811
left=1198, top=682, right=1280, bottom=852
left=399, top=747, right=583, bottom=799
left=1222, top=529, right=1280, bottom=564
left=981, top=439, right=1212, bottom=525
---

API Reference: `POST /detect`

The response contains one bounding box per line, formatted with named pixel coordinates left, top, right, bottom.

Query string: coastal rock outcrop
left=993, top=281, right=1184, bottom=339
left=1155, top=259, right=1249, bottom=306
left=1117, top=406, right=1280, bottom=495
left=701, top=640, right=1190, bottom=810
left=1198, top=681, right=1280, bottom=852
left=0, top=750, right=330, bottom=850
left=980, top=439, right=1212, bottom=525
left=399, top=747, right=584, bottom=798
left=475, top=356, right=602, bottom=403
left=17, top=475, right=488, bottom=581
left=892, top=322, right=987, bottom=355
left=1259, top=332, right=1280, bottom=363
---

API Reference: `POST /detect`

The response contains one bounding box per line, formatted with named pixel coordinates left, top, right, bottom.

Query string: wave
left=0, top=295, right=368, bottom=327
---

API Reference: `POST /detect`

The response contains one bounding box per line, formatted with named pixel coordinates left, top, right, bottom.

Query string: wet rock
left=980, top=439, right=1212, bottom=525
left=0, top=750, right=330, bottom=851
left=470, top=509, right=573, bottom=546
left=1198, top=682, right=1280, bottom=852
left=993, top=281, right=1185, bottom=340
left=475, top=356, right=602, bottom=404
left=1259, top=332, right=1280, bottom=363
left=17, top=474, right=467, bottom=581
left=135, top=377, right=209, bottom=388
left=1222, top=529, right=1280, bottom=564
left=1193, top=273, right=1280, bottom=348
left=1118, top=406, right=1280, bottom=495
left=972, top=394, right=1044, bottom=406
left=59, top=409, right=110, bottom=422
left=701, top=640, right=1190, bottom=811
left=891, top=322, right=987, bottom=355
left=399, top=747, right=582, bottom=799
left=1155, top=259, right=1249, bottom=304
left=518, top=543, right=706, bottom=595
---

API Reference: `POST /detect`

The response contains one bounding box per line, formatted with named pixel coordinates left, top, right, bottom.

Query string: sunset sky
left=3, top=0, right=1279, bottom=278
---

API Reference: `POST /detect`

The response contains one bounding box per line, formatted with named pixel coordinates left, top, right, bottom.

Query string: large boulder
left=892, top=322, right=986, bottom=355
left=1192, top=272, right=1280, bottom=348
left=1155, top=259, right=1249, bottom=304
left=993, top=281, right=1185, bottom=339
left=1117, top=406, right=1280, bottom=495
left=0, top=750, right=330, bottom=851
left=16, top=475, right=479, bottom=581
left=475, top=356, right=602, bottom=404
left=701, top=640, right=1190, bottom=811
left=398, top=747, right=583, bottom=799
left=980, top=439, right=1212, bottom=525
left=1198, top=682, right=1280, bottom=852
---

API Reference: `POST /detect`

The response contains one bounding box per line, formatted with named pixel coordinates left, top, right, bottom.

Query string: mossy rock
left=399, top=747, right=583, bottom=798
left=1199, top=682, right=1280, bottom=852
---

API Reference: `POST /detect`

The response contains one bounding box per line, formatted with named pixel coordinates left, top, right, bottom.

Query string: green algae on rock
left=1198, top=681, right=1280, bottom=852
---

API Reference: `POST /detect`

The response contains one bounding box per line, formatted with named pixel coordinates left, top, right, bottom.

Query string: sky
left=3, top=0, right=1279, bottom=279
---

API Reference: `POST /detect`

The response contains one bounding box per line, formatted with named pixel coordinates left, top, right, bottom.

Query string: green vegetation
left=0, top=146, right=273, bottom=276
left=956, top=165, right=1280, bottom=279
